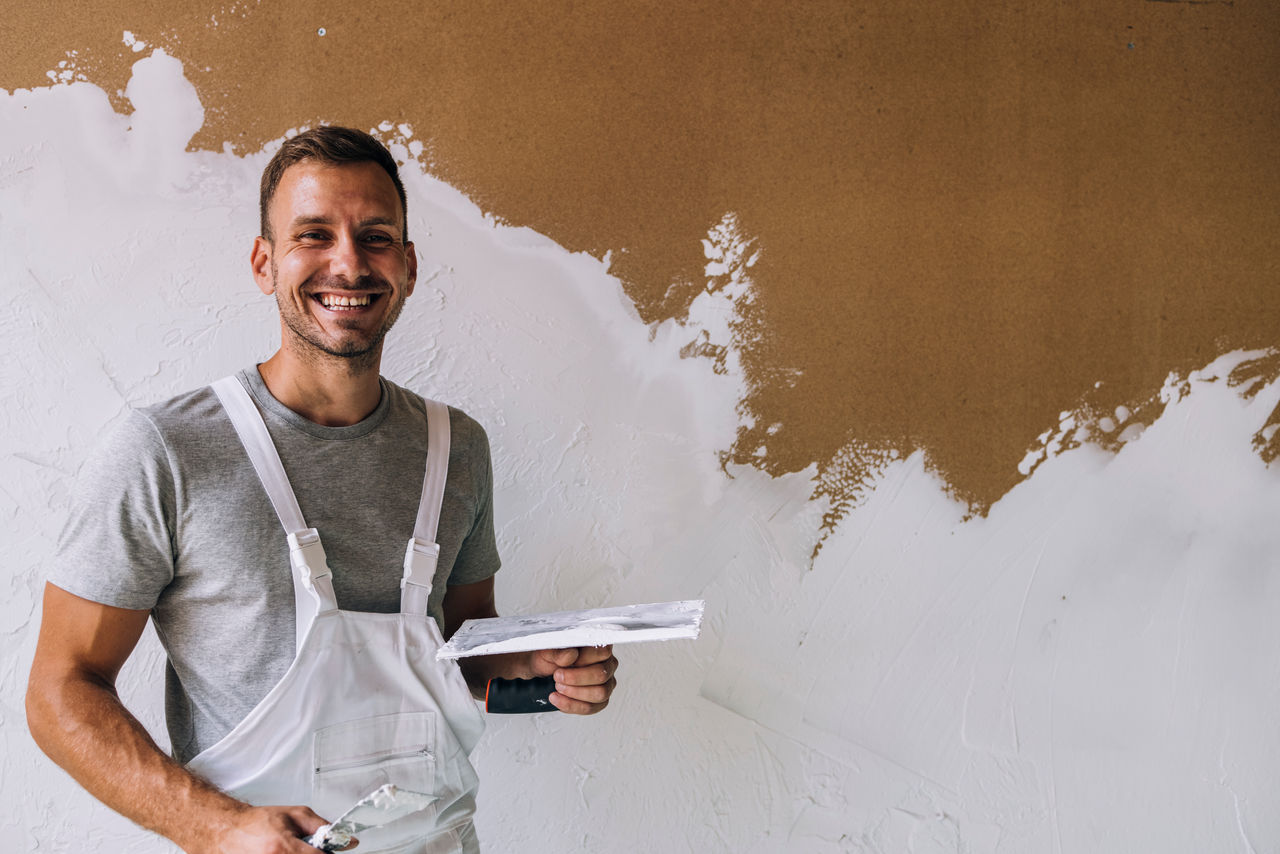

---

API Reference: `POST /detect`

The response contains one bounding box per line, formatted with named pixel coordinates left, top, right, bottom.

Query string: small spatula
left=305, top=784, right=435, bottom=851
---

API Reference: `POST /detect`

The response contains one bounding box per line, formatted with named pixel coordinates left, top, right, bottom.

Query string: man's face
left=252, top=160, right=417, bottom=366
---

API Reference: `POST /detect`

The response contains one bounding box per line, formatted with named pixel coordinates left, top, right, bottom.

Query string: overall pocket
left=312, top=711, right=440, bottom=830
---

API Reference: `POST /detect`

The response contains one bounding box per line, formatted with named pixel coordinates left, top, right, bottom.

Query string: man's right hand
left=208, top=804, right=341, bottom=853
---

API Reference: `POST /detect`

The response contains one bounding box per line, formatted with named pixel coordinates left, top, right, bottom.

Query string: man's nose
left=328, top=233, right=370, bottom=281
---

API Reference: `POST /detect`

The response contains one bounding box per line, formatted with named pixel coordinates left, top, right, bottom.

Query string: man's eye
left=363, top=233, right=393, bottom=244
left=299, top=231, right=327, bottom=241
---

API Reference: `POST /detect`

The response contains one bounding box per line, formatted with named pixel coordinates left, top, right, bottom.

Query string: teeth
left=319, top=294, right=372, bottom=308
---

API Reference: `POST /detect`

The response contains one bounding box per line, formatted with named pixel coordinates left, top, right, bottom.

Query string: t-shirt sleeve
left=49, top=410, right=177, bottom=610
left=447, top=417, right=501, bottom=587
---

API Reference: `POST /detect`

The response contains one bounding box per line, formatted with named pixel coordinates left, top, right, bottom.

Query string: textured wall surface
left=5, top=0, right=1278, bottom=515
left=4, top=50, right=1280, bottom=853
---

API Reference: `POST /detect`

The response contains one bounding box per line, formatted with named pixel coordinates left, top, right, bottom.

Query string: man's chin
left=281, top=304, right=400, bottom=365
left=319, top=336, right=382, bottom=359
left=284, top=328, right=383, bottom=363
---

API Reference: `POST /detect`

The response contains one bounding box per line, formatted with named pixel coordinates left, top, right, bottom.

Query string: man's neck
left=256, top=349, right=383, bottom=427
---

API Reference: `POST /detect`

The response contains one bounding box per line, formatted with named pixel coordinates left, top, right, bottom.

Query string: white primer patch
left=122, top=30, right=148, bottom=53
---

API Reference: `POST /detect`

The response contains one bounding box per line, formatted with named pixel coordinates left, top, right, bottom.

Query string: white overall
left=186, top=377, right=486, bottom=854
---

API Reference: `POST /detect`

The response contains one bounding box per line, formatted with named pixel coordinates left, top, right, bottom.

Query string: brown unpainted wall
left=7, top=0, right=1278, bottom=515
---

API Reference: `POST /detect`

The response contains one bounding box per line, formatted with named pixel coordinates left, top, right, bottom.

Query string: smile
left=315, top=293, right=379, bottom=310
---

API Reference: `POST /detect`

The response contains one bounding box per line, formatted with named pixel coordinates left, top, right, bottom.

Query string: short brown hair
left=259, top=126, right=408, bottom=242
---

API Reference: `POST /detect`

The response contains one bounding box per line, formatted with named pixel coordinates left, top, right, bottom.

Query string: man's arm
left=443, top=577, right=618, bottom=715
left=26, top=583, right=330, bottom=854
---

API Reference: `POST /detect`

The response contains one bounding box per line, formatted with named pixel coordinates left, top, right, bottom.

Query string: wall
left=2, top=7, right=1278, bottom=853
left=6, top=1, right=1278, bottom=510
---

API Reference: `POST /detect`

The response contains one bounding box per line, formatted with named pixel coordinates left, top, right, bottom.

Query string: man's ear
left=250, top=236, right=274, bottom=295
left=404, top=241, right=418, bottom=297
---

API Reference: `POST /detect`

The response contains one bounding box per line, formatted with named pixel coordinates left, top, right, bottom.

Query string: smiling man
left=257, top=156, right=413, bottom=373
left=26, top=126, right=617, bottom=854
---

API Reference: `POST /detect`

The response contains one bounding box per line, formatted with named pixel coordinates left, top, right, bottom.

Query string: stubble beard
left=272, top=261, right=407, bottom=375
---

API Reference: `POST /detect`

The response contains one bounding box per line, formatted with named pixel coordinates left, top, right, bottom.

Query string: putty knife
left=305, top=784, right=434, bottom=851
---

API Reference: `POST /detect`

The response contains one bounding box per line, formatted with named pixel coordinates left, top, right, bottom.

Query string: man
left=26, top=126, right=618, bottom=853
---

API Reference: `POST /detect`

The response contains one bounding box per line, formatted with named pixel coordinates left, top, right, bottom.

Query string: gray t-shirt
left=50, top=369, right=501, bottom=763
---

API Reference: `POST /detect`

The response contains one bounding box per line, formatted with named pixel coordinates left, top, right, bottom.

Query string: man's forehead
left=273, top=160, right=402, bottom=222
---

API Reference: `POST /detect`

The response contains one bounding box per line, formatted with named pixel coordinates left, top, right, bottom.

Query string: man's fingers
left=283, top=805, right=360, bottom=851
left=217, top=804, right=340, bottom=853
left=536, top=647, right=579, bottom=670
left=571, top=644, right=614, bottom=666
left=280, top=805, right=335, bottom=851
left=554, top=654, right=618, bottom=687
left=551, top=646, right=619, bottom=712
left=285, top=805, right=329, bottom=836
left=550, top=676, right=617, bottom=714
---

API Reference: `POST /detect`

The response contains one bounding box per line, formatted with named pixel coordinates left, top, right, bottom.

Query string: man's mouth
left=314, top=292, right=380, bottom=311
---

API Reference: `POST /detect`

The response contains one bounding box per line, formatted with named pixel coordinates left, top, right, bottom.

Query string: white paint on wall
left=3, top=52, right=1279, bottom=853
left=122, top=31, right=149, bottom=53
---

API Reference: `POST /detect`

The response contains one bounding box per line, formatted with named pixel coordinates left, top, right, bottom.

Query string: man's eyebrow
left=357, top=216, right=402, bottom=230
left=287, top=215, right=403, bottom=230
left=289, top=215, right=332, bottom=229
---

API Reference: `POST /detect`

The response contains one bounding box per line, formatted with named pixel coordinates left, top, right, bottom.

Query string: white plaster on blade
left=437, top=601, right=704, bottom=659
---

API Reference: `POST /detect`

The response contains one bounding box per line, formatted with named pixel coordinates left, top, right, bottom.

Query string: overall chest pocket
left=312, top=711, right=439, bottom=827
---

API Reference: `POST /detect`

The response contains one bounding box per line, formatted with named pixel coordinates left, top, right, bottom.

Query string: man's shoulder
left=72, top=381, right=229, bottom=507
left=136, top=381, right=222, bottom=421
left=129, top=380, right=229, bottom=445
left=380, top=377, right=491, bottom=447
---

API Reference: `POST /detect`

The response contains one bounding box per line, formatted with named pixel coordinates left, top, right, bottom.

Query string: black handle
left=485, top=676, right=558, bottom=714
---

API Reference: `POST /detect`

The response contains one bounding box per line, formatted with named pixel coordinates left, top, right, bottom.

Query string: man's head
left=251, top=126, right=418, bottom=372
left=259, top=126, right=409, bottom=244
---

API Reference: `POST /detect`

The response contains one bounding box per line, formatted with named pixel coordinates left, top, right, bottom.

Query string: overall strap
left=401, top=399, right=451, bottom=617
left=212, top=376, right=339, bottom=651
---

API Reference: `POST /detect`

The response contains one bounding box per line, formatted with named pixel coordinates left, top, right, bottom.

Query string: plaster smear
left=438, top=600, right=705, bottom=659
left=4, top=53, right=1280, bottom=854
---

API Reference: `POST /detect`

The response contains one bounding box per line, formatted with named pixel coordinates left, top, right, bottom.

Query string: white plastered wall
left=3, top=52, right=1279, bottom=853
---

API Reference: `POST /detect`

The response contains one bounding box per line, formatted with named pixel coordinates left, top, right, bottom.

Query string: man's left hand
left=530, top=645, right=618, bottom=715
